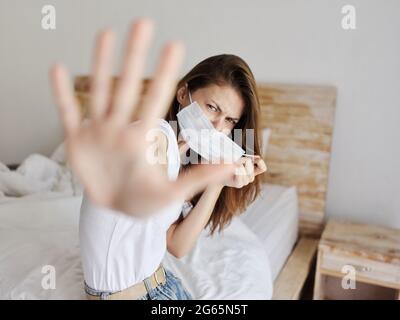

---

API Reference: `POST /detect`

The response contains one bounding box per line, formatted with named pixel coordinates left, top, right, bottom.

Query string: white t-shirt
left=79, top=120, right=183, bottom=292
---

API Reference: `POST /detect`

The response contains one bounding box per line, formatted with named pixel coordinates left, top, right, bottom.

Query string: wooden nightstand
left=314, top=219, right=400, bottom=300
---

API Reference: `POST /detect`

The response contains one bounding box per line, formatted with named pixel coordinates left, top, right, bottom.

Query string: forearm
left=167, top=184, right=223, bottom=258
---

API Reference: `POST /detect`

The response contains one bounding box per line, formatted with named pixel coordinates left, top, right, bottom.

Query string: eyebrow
left=211, top=99, right=241, bottom=121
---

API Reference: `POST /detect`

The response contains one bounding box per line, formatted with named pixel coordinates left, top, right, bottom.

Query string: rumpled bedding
left=0, top=145, right=273, bottom=299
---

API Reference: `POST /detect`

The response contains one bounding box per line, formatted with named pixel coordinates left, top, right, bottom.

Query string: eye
left=206, top=104, right=218, bottom=112
left=226, top=118, right=238, bottom=125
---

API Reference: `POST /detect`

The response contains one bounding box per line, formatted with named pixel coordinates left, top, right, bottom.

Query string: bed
left=0, top=183, right=297, bottom=299
left=0, top=80, right=336, bottom=299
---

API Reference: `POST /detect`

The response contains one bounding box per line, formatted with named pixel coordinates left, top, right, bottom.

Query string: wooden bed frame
left=74, top=77, right=337, bottom=300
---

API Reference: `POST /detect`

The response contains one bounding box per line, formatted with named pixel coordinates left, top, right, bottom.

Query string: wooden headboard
left=258, top=84, right=336, bottom=237
left=74, top=77, right=336, bottom=238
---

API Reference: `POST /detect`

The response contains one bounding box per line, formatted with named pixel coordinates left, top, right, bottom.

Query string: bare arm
left=166, top=157, right=267, bottom=258
left=166, top=184, right=223, bottom=258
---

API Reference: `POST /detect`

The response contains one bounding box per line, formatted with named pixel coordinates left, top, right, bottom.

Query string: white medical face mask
left=176, top=91, right=245, bottom=163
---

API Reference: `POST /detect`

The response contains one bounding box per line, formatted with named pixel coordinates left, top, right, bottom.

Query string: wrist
left=206, top=183, right=224, bottom=194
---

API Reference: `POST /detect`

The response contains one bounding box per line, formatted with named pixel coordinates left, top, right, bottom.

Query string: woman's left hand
left=222, top=156, right=267, bottom=189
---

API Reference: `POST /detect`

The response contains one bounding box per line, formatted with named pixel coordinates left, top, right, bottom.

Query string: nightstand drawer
left=320, top=249, right=400, bottom=289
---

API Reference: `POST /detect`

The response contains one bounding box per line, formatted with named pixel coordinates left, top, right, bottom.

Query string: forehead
left=194, top=84, right=245, bottom=118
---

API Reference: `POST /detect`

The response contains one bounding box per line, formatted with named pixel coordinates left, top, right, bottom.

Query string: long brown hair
left=166, top=54, right=262, bottom=235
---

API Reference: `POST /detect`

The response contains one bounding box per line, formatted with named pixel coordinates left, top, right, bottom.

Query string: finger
left=90, top=29, right=115, bottom=119
left=234, top=157, right=247, bottom=175
left=232, top=165, right=247, bottom=188
left=254, top=158, right=267, bottom=175
left=49, top=64, right=81, bottom=137
left=239, top=165, right=250, bottom=186
left=110, top=18, right=154, bottom=126
left=233, top=174, right=244, bottom=188
left=237, top=157, right=248, bottom=165
left=172, top=164, right=235, bottom=199
left=140, top=42, right=185, bottom=132
left=234, top=167, right=246, bottom=188
left=243, top=158, right=255, bottom=182
left=235, top=160, right=248, bottom=176
left=243, top=158, right=254, bottom=173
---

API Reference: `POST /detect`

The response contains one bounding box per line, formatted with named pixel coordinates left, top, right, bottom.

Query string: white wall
left=1, top=0, right=399, bottom=228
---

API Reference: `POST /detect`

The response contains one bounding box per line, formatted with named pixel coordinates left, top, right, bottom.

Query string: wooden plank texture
left=314, top=219, right=400, bottom=299
left=273, top=237, right=319, bottom=300
left=320, top=219, right=400, bottom=263
left=259, top=84, right=336, bottom=237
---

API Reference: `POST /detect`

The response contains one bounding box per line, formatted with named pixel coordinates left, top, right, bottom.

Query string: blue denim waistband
left=84, top=264, right=165, bottom=300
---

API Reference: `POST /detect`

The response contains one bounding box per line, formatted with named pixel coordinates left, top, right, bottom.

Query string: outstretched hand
left=49, top=19, right=235, bottom=217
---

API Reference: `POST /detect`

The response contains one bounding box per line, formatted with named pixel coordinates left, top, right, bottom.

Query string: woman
left=50, top=19, right=266, bottom=300
left=165, top=53, right=266, bottom=240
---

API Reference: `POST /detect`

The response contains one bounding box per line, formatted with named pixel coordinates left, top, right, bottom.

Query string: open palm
left=50, top=19, right=234, bottom=216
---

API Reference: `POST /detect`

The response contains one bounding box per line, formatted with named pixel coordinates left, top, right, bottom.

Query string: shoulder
left=156, top=119, right=176, bottom=141
left=151, top=119, right=180, bottom=180
left=153, top=120, right=173, bottom=166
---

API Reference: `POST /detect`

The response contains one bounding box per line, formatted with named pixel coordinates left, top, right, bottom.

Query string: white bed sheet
left=239, top=183, right=299, bottom=280
left=0, top=195, right=273, bottom=300
left=0, top=143, right=299, bottom=298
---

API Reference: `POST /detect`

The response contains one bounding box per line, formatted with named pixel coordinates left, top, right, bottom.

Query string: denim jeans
left=84, top=268, right=193, bottom=300
left=139, top=269, right=192, bottom=300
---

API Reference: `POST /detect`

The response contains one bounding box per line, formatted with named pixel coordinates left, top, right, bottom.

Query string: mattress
left=0, top=181, right=298, bottom=299
left=239, top=183, right=299, bottom=280
left=0, top=195, right=273, bottom=299
left=0, top=148, right=299, bottom=299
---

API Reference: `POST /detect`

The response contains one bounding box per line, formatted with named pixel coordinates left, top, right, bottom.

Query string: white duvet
left=0, top=149, right=273, bottom=299
left=0, top=195, right=273, bottom=300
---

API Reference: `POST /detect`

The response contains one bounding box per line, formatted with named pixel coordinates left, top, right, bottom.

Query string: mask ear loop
left=178, top=86, right=192, bottom=112
left=188, top=90, right=193, bottom=104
